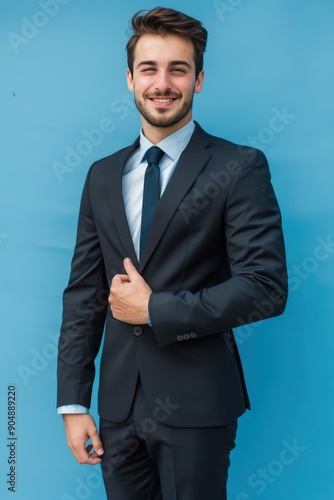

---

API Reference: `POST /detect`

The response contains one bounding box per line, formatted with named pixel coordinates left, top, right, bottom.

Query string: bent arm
left=149, top=150, right=287, bottom=347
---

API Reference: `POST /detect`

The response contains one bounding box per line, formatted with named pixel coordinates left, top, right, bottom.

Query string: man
left=57, top=7, right=287, bottom=500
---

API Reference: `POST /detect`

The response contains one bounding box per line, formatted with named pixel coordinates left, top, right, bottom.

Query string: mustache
left=144, top=91, right=181, bottom=99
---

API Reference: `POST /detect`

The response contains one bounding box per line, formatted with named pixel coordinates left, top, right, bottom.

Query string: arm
left=109, top=150, right=287, bottom=347
left=149, top=149, right=287, bottom=346
left=57, top=165, right=108, bottom=408
left=57, top=167, right=108, bottom=464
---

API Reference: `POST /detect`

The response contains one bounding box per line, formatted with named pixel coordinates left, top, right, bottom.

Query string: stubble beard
left=134, top=91, right=194, bottom=128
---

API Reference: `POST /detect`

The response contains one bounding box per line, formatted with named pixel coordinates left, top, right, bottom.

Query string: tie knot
left=146, top=146, right=164, bottom=166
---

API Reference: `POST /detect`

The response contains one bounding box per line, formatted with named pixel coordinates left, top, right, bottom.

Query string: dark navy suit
left=57, top=123, right=287, bottom=499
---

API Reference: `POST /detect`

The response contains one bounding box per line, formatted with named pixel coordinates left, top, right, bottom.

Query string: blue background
left=1, top=0, right=333, bottom=498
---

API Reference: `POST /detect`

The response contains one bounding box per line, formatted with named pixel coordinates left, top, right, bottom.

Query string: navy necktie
left=140, top=146, right=165, bottom=256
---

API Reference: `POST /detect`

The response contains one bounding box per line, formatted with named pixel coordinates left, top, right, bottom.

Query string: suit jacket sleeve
left=149, top=149, right=287, bottom=348
left=57, top=165, right=108, bottom=408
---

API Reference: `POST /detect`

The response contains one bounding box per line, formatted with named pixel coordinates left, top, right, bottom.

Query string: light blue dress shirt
left=122, top=120, right=195, bottom=259
left=58, top=120, right=195, bottom=414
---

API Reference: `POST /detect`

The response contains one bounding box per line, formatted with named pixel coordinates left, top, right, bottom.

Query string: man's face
left=127, top=34, right=204, bottom=134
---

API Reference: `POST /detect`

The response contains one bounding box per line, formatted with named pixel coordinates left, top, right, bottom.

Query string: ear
left=126, top=68, right=134, bottom=92
left=194, top=70, right=204, bottom=94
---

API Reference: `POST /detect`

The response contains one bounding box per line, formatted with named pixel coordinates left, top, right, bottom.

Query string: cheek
left=179, top=78, right=197, bottom=93
left=132, top=79, right=151, bottom=95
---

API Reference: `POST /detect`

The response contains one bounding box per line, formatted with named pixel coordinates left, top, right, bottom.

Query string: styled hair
left=126, top=7, right=208, bottom=77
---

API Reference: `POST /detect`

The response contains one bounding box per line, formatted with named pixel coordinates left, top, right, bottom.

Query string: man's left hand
left=109, top=258, right=152, bottom=324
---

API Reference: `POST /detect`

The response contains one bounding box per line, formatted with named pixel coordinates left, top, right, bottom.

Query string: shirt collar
left=139, top=120, right=195, bottom=163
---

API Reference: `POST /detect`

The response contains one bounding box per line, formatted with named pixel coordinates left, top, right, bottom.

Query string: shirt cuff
left=147, top=311, right=152, bottom=327
left=57, top=404, right=89, bottom=414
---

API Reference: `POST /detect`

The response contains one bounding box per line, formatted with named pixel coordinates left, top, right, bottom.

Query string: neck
left=141, top=114, right=192, bottom=144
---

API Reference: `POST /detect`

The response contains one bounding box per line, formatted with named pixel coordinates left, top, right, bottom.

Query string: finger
left=90, top=429, right=104, bottom=456
left=111, top=274, right=130, bottom=288
left=123, top=257, right=139, bottom=278
left=63, top=414, right=103, bottom=465
left=86, top=444, right=103, bottom=460
left=71, top=441, right=102, bottom=465
left=74, top=441, right=103, bottom=464
left=84, top=453, right=102, bottom=465
left=88, top=451, right=103, bottom=462
left=119, top=274, right=131, bottom=283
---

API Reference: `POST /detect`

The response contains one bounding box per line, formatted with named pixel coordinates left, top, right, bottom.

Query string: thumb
left=123, top=257, right=139, bottom=278
left=90, top=427, right=104, bottom=455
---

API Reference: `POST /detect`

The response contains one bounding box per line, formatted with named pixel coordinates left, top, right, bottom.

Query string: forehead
left=133, top=34, right=195, bottom=67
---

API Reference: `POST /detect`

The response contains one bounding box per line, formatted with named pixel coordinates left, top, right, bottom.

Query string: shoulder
left=77, top=138, right=139, bottom=197
left=193, top=121, right=267, bottom=166
left=93, top=142, right=138, bottom=170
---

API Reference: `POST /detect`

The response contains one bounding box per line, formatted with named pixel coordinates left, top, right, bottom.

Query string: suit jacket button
left=190, top=332, right=197, bottom=338
left=176, top=334, right=184, bottom=341
left=133, top=326, right=143, bottom=337
left=183, top=333, right=190, bottom=340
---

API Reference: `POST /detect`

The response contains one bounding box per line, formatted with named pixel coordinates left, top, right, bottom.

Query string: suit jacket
left=57, top=122, right=287, bottom=427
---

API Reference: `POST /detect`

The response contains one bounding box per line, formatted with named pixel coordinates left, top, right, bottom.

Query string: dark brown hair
left=126, top=7, right=208, bottom=77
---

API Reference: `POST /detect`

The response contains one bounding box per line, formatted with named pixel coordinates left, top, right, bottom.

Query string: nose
left=154, top=70, right=172, bottom=92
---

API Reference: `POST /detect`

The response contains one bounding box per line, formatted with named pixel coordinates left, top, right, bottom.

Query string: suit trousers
left=100, top=378, right=238, bottom=500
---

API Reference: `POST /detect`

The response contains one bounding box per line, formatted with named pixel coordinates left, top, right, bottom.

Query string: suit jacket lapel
left=139, top=124, right=211, bottom=272
left=107, top=137, right=140, bottom=268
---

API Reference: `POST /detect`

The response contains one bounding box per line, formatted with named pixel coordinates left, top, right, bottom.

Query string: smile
left=151, top=98, right=176, bottom=103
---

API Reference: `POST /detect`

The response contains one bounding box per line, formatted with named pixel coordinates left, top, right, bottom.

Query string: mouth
left=151, top=98, right=176, bottom=103
left=147, top=95, right=179, bottom=107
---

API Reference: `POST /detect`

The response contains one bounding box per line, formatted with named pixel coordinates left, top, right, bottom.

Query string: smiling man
left=57, top=7, right=287, bottom=500
left=127, top=34, right=203, bottom=136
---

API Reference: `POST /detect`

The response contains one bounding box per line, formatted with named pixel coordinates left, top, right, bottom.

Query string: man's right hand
left=63, top=413, right=104, bottom=465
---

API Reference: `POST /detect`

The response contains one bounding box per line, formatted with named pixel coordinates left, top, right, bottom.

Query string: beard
left=134, top=90, right=194, bottom=128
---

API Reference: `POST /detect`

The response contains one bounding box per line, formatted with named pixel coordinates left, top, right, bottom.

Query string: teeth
left=152, top=98, right=174, bottom=103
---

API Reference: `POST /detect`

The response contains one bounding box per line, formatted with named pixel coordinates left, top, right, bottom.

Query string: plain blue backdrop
left=1, top=0, right=333, bottom=498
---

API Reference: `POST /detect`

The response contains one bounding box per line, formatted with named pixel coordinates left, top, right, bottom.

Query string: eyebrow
left=136, top=60, right=192, bottom=70
left=170, top=60, right=192, bottom=69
